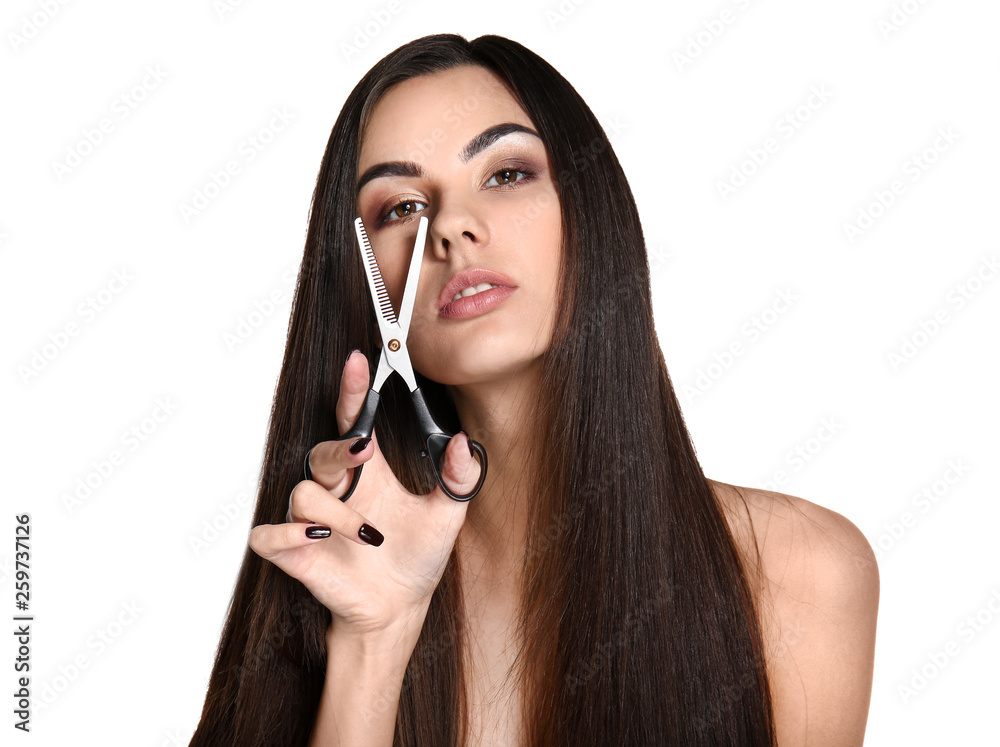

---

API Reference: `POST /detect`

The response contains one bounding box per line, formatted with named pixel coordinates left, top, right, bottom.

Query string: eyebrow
left=356, top=122, right=540, bottom=194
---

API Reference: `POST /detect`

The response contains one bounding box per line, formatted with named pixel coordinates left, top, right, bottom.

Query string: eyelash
left=377, top=164, right=537, bottom=226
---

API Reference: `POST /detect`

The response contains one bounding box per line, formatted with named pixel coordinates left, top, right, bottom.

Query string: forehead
left=358, top=66, right=532, bottom=166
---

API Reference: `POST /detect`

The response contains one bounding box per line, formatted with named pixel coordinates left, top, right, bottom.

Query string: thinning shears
left=334, top=215, right=488, bottom=502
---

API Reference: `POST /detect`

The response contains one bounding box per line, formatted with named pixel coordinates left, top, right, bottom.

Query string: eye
left=485, top=167, right=533, bottom=188
left=381, top=199, right=427, bottom=224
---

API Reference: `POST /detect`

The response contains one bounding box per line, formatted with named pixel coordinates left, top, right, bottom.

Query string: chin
left=415, top=340, right=547, bottom=388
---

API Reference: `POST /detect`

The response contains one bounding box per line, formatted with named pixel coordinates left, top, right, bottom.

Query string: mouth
left=438, top=268, right=518, bottom=319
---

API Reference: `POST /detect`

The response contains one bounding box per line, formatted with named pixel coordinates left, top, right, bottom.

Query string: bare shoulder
left=706, top=479, right=879, bottom=593
left=708, top=479, right=880, bottom=747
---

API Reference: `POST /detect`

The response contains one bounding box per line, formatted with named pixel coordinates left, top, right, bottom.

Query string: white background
left=2, top=0, right=998, bottom=744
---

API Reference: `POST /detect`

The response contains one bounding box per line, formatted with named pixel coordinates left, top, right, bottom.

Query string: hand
left=248, top=351, right=481, bottom=638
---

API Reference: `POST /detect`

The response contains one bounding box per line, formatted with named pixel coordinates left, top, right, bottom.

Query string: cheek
left=504, top=195, right=562, bottom=319
left=497, top=191, right=562, bottom=277
left=496, top=186, right=560, bottom=238
left=534, top=209, right=563, bottom=307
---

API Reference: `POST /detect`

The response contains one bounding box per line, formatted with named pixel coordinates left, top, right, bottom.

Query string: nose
left=428, top=199, right=489, bottom=261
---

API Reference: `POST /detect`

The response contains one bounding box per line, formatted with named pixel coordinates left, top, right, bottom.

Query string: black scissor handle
left=422, top=431, right=488, bottom=502
left=334, top=388, right=380, bottom=503
left=410, top=387, right=487, bottom=502
left=333, top=386, right=487, bottom=502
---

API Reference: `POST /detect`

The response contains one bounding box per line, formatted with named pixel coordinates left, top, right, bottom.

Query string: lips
left=437, top=268, right=518, bottom=316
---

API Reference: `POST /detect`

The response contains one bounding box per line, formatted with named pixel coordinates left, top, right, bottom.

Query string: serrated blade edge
left=354, top=218, right=397, bottom=325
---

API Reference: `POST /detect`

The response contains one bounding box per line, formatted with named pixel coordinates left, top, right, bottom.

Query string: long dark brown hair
left=190, top=33, right=776, bottom=746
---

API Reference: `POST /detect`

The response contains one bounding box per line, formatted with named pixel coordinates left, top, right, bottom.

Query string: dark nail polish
left=462, top=431, right=474, bottom=458
left=358, top=523, right=384, bottom=546
left=306, top=526, right=332, bottom=539
left=345, top=348, right=360, bottom=364
left=349, top=437, right=371, bottom=454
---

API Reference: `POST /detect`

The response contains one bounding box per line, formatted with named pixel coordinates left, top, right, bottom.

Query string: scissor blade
left=397, top=215, right=428, bottom=332
left=354, top=217, right=397, bottom=326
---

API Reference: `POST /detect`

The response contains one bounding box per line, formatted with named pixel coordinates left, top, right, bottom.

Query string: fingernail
left=463, top=431, right=474, bottom=458
left=306, top=526, right=332, bottom=539
left=345, top=348, right=360, bottom=364
left=358, top=523, right=384, bottom=546
left=349, top=437, right=371, bottom=454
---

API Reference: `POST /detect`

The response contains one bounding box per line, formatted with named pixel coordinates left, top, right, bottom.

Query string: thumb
left=435, top=431, right=484, bottom=500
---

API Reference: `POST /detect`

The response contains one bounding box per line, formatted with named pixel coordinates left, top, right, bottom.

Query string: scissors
left=334, top=214, right=488, bottom=502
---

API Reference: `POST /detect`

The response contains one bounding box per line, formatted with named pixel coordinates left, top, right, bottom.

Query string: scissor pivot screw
left=388, top=339, right=400, bottom=351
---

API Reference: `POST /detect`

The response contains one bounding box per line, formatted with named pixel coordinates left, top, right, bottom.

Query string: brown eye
left=384, top=199, right=427, bottom=223
left=485, top=167, right=531, bottom=188
left=395, top=201, right=417, bottom=217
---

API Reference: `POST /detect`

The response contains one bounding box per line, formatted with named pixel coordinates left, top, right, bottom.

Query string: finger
left=306, top=434, right=375, bottom=494
left=284, top=480, right=385, bottom=546
left=249, top=522, right=340, bottom=559
left=435, top=431, right=483, bottom=499
left=337, top=350, right=371, bottom=435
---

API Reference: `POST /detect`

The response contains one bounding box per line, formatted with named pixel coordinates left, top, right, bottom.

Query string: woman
left=190, top=34, right=879, bottom=746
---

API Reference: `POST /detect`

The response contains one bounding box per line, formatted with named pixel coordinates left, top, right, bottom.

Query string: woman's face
left=356, top=65, right=562, bottom=387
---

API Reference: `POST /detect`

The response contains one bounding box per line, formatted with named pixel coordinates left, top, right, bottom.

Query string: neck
left=448, top=359, right=542, bottom=596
